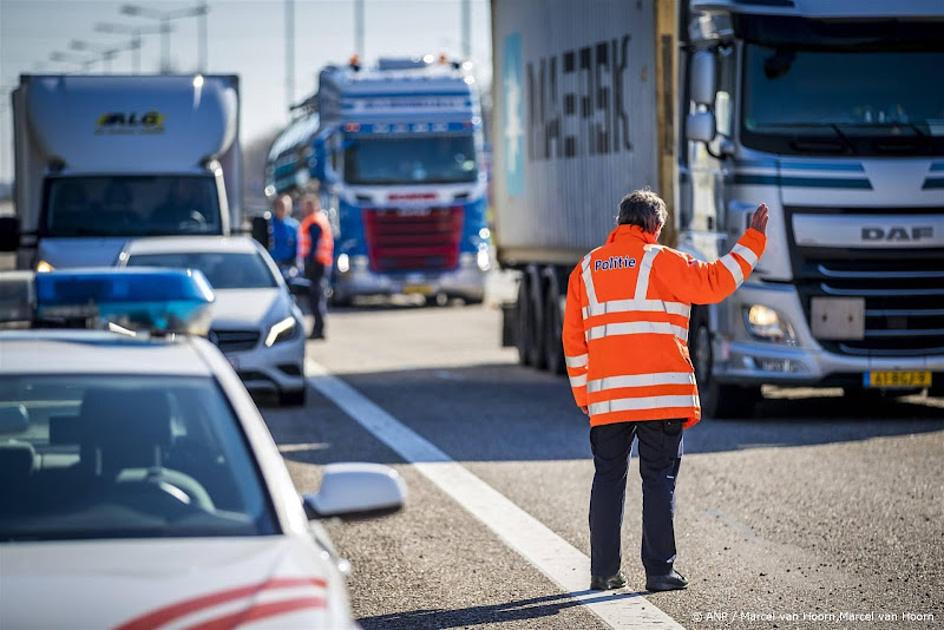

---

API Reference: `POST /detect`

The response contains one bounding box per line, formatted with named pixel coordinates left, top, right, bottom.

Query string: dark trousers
left=305, top=261, right=328, bottom=337
left=589, top=419, right=683, bottom=578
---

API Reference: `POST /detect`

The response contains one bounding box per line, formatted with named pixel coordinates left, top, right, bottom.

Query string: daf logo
left=861, top=226, right=933, bottom=242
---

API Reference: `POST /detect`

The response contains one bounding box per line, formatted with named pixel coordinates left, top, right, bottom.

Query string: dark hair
left=617, top=189, right=667, bottom=233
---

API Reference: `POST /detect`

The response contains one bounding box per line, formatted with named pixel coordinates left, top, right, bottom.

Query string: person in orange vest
left=297, top=193, right=334, bottom=340
left=563, top=189, right=768, bottom=592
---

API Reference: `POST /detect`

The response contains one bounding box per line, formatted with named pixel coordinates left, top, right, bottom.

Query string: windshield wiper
left=834, top=121, right=927, bottom=137
left=753, top=122, right=855, bottom=154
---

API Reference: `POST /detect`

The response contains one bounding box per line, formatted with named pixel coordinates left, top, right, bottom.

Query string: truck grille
left=791, top=238, right=944, bottom=357
left=209, top=329, right=260, bottom=353
left=363, top=206, right=463, bottom=273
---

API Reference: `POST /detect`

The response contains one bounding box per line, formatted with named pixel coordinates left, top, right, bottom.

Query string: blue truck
left=266, top=56, right=490, bottom=305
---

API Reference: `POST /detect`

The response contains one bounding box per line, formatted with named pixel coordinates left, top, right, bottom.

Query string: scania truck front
left=274, top=56, right=490, bottom=305
left=491, top=0, right=943, bottom=418
left=1, top=74, right=242, bottom=269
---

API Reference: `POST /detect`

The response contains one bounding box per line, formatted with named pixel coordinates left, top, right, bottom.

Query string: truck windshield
left=0, top=375, right=278, bottom=541
left=344, top=134, right=478, bottom=185
left=743, top=45, right=944, bottom=147
left=127, top=252, right=277, bottom=290
left=43, top=175, right=223, bottom=237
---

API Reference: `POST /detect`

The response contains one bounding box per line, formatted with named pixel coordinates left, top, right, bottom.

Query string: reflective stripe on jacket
left=562, top=224, right=766, bottom=429
left=298, top=211, right=334, bottom=267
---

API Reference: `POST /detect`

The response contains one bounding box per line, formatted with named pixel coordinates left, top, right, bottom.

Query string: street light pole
left=96, top=22, right=162, bottom=74
left=199, top=2, right=208, bottom=71
left=121, top=3, right=208, bottom=73
left=70, top=40, right=123, bottom=74
left=461, top=0, right=471, bottom=60
left=160, top=17, right=171, bottom=72
left=286, top=0, right=295, bottom=111
left=354, top=0, right=364, bottom=58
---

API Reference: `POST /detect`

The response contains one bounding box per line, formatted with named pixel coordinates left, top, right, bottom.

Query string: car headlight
left=36, top=260, right=54, bottom=273
left=265, top=316, right=298, bottom=347
left=743, top=305, right=796, bottom=344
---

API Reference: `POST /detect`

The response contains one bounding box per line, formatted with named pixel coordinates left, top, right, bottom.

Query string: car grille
left=210, top=329, right=260, bottom=353
left=788, top=208, right=944, bottom=356
left=363, top=206, right=463, bottom=273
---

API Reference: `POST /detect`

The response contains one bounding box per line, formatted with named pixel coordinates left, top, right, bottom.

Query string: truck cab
left=678, top=0, right=944, bottom=414
left=1, top=74, right=241, bottom=270
left=268, top=57, right=491, bottom=305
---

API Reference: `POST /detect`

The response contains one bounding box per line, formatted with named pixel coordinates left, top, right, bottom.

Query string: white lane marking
left=306, top=359, right=685, bottom=630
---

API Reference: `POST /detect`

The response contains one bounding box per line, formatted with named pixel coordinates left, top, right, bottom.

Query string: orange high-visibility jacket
left=298, top=211, right=334, bottom=267
left=562, top=224, right=766, bottom=429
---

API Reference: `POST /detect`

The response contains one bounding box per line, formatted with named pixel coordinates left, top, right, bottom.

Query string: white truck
left=491, top=0, right=944, bottom=417
left=1, top=74, right=242, bottom=270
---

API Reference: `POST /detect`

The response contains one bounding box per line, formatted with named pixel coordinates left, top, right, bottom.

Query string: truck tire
left=543, top=275, right=565, bottom=375
left=690, top=307, right=761, bottom=419
left=528, top=273, right=547, bottom=369
left=278, top=388, right=307, bottom=407
left=515, top=278, right=532, bottom=366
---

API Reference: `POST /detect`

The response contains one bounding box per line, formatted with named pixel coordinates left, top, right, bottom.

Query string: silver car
left=118, top=236, right=307, bottom=405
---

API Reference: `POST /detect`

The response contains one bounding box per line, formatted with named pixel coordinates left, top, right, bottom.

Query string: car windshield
left=0, top=375, right=278, bottom=541
left=127, top=252, right=277, bottom=290
left=743, top=46, right=944, bottom=137
left=344, top=134, right=478, bottom=185
left=44, top=176, right=222, bottom=237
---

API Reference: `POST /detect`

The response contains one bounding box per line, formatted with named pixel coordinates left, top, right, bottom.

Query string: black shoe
left=646, top=570, right=688, bottom=592
left=308, top=331, right=325, bottom=340
left=590, top=572, right=627, bottom=591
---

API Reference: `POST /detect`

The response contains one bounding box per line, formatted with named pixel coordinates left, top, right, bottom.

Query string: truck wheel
left=528, top=275, right=547, bottom=369
left=515, top=278, right=532, bottom=366
left=543, top=277, right=565, bottom=375
left=278, top=388, right=307, bottom=407
left=690, top=308, right=760, bottom=419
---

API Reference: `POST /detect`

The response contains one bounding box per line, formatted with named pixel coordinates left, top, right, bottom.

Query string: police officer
left=297, top=193, right=334, bottom=340
left=562, top=190, right=768, bottom=592
left=269, top=194, right=299, bottom=267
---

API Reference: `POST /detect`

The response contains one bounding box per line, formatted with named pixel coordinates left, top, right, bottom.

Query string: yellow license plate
left=865, top=370, right=932, bottom=388
left=403, top=284, right=432, bottom=296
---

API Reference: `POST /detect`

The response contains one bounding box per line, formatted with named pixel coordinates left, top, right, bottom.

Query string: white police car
left=0, top=269, right=405, bottom=629
left=117, top=237, right=307, bottom=406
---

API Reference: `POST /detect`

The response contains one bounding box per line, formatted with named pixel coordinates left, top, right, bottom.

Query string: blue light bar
left=35, top=268, right=215, bottom=335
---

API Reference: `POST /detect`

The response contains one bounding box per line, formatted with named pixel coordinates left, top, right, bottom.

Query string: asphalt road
left=261, top=301, right=944, bottom=630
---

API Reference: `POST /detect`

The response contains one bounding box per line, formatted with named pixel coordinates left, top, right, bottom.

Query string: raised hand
left=750, top=203, right=769, bottom=234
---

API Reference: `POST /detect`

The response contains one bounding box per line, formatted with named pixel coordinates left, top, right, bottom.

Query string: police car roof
left=0, top=330, right=213, bottom=376
left=123, top=236, right=262, bottom=256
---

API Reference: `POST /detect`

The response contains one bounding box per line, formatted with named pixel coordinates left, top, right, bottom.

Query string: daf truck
left=491, top=0, right=944, bottom=417
left=1, top=74, right=242, bottom=269
left=266, top=56, right=491, bottom=305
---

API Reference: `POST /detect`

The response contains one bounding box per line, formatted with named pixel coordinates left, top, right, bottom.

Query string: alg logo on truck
left=95, top=111, right=165, bottom=135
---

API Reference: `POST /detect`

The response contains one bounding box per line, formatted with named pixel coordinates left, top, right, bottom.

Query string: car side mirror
left=0, top=216, right=21, bottom=252
left=686, top=111, right=716, bottom=144
left=251, top=214, right=271, bottom=250
left=304, top=463, right=406, bottom=519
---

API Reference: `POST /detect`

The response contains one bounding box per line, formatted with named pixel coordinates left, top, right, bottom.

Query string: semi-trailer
left=490, top=0, right=944, bottom=417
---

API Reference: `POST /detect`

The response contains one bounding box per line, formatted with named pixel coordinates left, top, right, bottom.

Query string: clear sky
left=0, top=0, right=492, bottom=183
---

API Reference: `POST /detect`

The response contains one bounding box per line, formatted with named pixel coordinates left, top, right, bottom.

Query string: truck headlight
left=265, top=316, right=297, bottom=347
left=36, top=260, right=54, bottom=273
left=476, top=247, right=491, bottom=271
left=743, top=305, right=796, bottom=344
left=337, top=253, right=351, bottom=274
